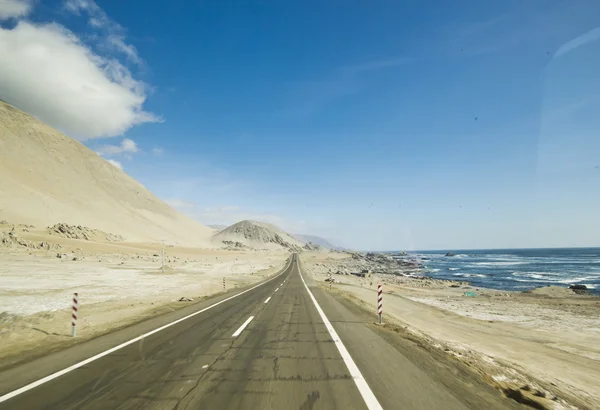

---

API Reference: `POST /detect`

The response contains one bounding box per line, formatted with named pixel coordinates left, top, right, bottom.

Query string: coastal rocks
left=445, top=252, right=457, bottom=257
left=311, top=251, right=425, bottom=280
left=366, top=252, right=393, bottom=262
left=569, top=284, right=590, bottom=295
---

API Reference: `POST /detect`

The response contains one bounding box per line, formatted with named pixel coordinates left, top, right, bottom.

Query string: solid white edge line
left=264, top=296, right=271, bottom=304
left=298, top=263, right=383, bottom=410
left=0, top=258, right=293, bottom=404
left=231, top=316, right=255, bottom=337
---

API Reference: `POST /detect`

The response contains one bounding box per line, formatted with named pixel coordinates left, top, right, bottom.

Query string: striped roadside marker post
left=377, top=284, right=383, bottom=324
left=223, top=278, right=226, bottom=291
left=72, top=293, right=79, bottom=337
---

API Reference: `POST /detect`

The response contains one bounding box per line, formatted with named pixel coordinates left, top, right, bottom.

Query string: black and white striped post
left=223, top=277, right=226, bottom=291
left=72, top=293, right=79, bottom=337
left=377, top=284, right=383, bottom=324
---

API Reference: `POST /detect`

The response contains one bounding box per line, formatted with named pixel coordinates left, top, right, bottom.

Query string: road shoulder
left=299, top=266, right=522, bottom=409
left=0, top=259, right=291, bottom=399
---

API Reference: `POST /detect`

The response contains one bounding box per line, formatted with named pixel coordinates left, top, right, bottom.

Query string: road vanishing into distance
left=0, top=254, right=520, bottom=409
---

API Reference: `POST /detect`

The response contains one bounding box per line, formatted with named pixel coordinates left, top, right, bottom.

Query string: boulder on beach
left=569, top=284, right=590, bottom=295
left=529, top=286, right=581, bottom=297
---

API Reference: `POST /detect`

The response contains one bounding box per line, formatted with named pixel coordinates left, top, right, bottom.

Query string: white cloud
left=64, top=0, right=109, bottom=28
left=96, top=138, right=138, bottom=155
left=0, top=0, right=31, bottom=19
left=554, top=27, right=600, bottom=58
left=64, top=0, right=141, bottom=64
left=106, top=159, right=122, bottom=169
left=0, top=0, right=158, bottom=140
left=152, top=147, right=164, bottom=156
left=106, top=34, right=141, bottom=64
left=0, top=21, right=160, bottom=139
left=121, top=138, right=138, bottom=152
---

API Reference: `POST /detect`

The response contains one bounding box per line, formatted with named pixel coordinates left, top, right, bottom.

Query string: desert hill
left=212, top=220, right=305, bottom=251
left=0, top=101, right=213, bottom=246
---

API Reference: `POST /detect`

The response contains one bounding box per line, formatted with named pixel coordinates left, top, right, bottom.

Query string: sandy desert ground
left=0, top=223, right=288, bottom=367
left=300, top=252, right=600, bottom=410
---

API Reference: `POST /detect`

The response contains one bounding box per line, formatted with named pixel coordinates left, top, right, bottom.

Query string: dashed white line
left=232, top=316, right=255, bottom=337
left=264, top=296, right=271, bottom=304
left=275, top=288, right=279, bottom=292
left=0, top=257, right=293, bottom=404
left=298, top=264, right=383, bottom=410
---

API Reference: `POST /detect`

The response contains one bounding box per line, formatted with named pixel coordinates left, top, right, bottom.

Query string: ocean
left=398, top=248, right=600, bottom=295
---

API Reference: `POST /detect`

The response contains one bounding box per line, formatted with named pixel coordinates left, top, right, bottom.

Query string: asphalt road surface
left=0, top=254, right=520, bottom=409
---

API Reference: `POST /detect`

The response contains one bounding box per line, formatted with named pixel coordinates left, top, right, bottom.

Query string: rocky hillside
left=0, top=101, right=213, bottom=246
left=303, top=242, right=325, bottom=252
left=212, top=220, right=305, bottom=251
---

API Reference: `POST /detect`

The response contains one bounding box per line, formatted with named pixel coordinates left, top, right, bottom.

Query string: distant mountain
left=212, top=220, right=304, bottom=251
left=207, top=224, right=227, bottom=231
left=292, top=234, right=342, bottom=250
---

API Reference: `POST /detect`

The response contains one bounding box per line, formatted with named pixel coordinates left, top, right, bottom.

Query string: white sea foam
left=471, top=261, right=527, bottom=266
left=454, top=273, right=487, bottom=278
left=448, top=267, right=460, bottom=271
left=558, top=276, right=600, bottom=284
left=512, top=271, right=562, bottom=278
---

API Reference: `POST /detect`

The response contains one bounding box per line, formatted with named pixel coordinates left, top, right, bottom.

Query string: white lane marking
left=0, top=259, right=293, bottom=404
left=298, top=264, right=383, bottom=410
left=232, top=316, right=255, bottom=337
left=275, top=288, right=279, bottom=292
left=202, top=365, right=208, bottom=369
left=264, top=297, right=271, bottom=304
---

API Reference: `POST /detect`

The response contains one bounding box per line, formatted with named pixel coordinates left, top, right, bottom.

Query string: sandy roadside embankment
left=300, top=251, right=600, bottom=410
left=0, top=226, right=289, bottom=367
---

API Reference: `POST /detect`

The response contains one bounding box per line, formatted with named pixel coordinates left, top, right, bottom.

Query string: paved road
left=0, top=254, right=518, bottom=409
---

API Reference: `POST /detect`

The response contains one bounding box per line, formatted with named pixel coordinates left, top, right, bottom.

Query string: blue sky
left=2, top=0, right=600, bottom=250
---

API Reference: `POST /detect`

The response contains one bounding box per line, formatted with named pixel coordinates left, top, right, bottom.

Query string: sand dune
left=0, top=101, right=212, bottom=246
